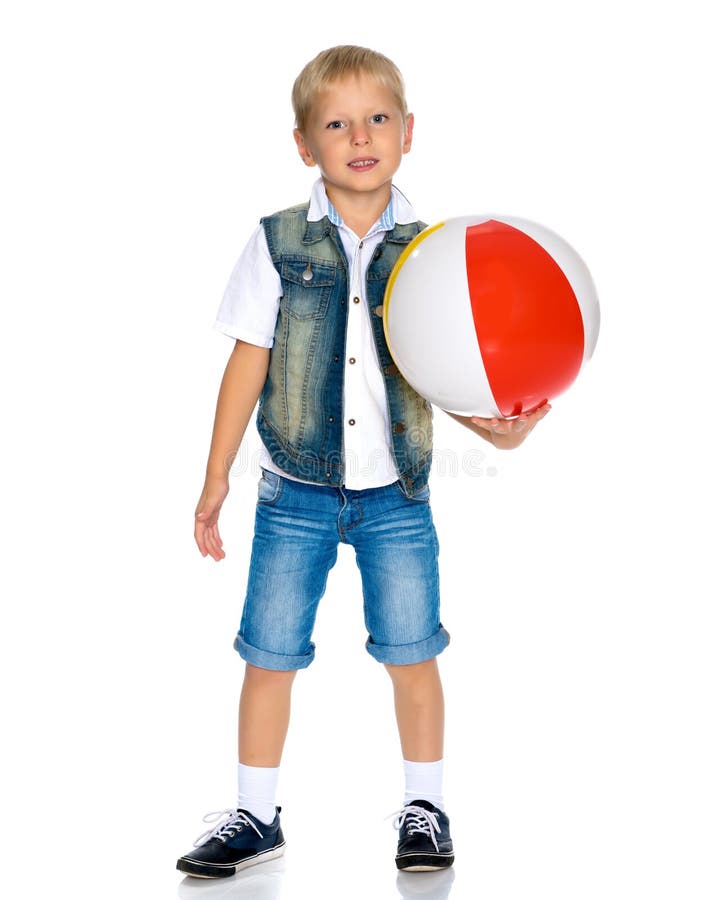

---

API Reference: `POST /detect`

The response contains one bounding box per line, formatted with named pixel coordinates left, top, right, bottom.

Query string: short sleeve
left=213, top=225, right=282, bottom=348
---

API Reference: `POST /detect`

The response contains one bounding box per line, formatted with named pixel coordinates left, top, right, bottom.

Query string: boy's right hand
left=194, top=477, right=230, bottom=561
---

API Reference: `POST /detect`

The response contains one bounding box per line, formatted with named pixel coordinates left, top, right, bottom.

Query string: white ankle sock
left=403, top=758, right=445, bottom=810
left=237, top=763, right=280, bottom=825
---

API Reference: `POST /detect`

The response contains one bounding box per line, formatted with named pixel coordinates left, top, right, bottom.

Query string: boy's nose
left=350, top=126, right=370, bottom=145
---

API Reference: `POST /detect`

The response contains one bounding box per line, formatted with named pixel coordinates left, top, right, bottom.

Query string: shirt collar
left=306, top=178, right=417, bottom=234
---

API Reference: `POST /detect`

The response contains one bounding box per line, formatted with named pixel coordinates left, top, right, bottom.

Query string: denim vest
left=257, top=203, right=433, bottom=497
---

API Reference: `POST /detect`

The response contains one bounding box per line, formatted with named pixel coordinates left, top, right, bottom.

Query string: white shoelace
left=390, top=805, right=442, bottom=852
left=193, top=809, right=264, bottom=847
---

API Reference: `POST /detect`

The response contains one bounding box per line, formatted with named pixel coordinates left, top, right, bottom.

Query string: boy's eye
left=370, top=114, right=388, bottom=124
left=326, top=120, right=345, bottom=129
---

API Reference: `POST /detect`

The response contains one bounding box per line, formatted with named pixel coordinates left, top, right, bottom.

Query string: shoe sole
left=396, top=852, right=454, bottom=872
left=177, top=842, right=285, bottom=879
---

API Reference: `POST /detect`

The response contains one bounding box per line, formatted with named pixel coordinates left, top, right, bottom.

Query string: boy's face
left=294, top=73, right=413, bottom=210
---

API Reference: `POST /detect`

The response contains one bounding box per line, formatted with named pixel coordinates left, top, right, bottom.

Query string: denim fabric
left=234, top=470, right=450, bottom=670
left=257, top=204, right=433, bottom=498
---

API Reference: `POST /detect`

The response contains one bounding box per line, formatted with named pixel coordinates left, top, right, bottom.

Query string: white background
left=2, top=2, right=718, bottom=898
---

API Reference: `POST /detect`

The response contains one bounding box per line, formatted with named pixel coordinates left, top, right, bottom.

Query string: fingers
left=521, top=402, right=552, bottom=432
left=472, top=402, right=551, bottom=433
left=470, top=415, right=516, bottom=434
left=508, top=403, right=550, bottom=433
left=469, top=415, right=503, bottom=432
left=194, top=484, right=229, bottom=561
left=195, top=512, right=226, bottom=561
left=206, top=523, right=226, bottom=561
left=528, top=401, right=552, bottom=420
left=195, top=513, right=225, bottom=562
left=471, top=402, right=552, bottom=449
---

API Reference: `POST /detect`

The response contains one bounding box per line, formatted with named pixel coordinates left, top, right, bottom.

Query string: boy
left=177, top=45, right=549, bottom=880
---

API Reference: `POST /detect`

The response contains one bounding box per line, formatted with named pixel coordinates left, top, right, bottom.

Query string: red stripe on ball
left=465, top=220, right=585, bottom=417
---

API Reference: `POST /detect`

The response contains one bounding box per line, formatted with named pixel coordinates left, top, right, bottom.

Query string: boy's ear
left=294, top=129, right=316, bottom=167
left=402, top=113, right=414, bottom=154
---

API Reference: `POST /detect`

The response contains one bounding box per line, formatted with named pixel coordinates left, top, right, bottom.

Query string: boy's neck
left=323, top=181, right=392, bottom=239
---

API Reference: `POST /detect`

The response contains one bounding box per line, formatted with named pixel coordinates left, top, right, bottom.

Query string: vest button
left=373, top=305, right=383, bottom=317
left=334, top=355, right=340, bottom=363
left=393, top=422, right=406, bottom=434
left=328, top=416, right=334, bottom=423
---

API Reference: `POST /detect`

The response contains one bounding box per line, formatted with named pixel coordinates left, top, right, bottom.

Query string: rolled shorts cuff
left=365, top=625, right=450, bottom=665
left=233, top=634, right=315, bottom=671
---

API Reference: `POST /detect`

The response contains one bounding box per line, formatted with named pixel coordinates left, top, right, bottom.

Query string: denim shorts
left=234, top=470, right=450, bottom=670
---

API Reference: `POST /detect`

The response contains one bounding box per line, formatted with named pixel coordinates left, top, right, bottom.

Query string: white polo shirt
left=214, top=179, right=418, bottom=489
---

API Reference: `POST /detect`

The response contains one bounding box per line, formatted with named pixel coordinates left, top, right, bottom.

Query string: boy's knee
left=384, top=658, right=439, bottom=685
left=243, top=663, right=298, bottom=686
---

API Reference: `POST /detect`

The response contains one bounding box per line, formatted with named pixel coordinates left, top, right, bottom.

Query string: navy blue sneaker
left=176, top=807, right=285, bottom=878
left=393, top=800, right=454, bottom=871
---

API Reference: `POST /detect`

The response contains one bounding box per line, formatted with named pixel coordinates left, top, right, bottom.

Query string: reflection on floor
left=176, top=858, right=456, bottom=900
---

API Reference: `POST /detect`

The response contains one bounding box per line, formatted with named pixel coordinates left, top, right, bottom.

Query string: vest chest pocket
left=280, top=258, right=337, bottom=320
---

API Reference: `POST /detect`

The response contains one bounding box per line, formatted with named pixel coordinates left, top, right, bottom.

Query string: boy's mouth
left=348, top=158, right=379, bottom=170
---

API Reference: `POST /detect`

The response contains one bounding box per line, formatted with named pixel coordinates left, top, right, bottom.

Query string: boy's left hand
left=469, top=402, right=552, bottom=449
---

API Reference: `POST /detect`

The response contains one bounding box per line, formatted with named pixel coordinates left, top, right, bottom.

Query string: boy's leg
left=345, top=481, right=453, bottom=870
left=345, top=480, right=449, bottom=773
left=386, top=659, right=453, bottom=871
left=233, top=473, right=340, bottom=819
left=178, top=472, right=340, bottom=878
left=385, top=658, right=444, bottom=763
left=386, top=658, right=447, bottom=812
left=239, top=663, right=297, bottom=766
left=234, top=663, right=297, bottom=826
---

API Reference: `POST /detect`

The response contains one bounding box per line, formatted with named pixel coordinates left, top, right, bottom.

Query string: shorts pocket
left=395, top=481, right=430, bottom=503
left=257, top=469, right=283, bottom=505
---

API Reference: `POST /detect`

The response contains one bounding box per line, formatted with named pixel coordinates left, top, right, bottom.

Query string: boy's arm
left=195, top=340, right=270, bottom=560
left=444, top=402, right=551, bottom=450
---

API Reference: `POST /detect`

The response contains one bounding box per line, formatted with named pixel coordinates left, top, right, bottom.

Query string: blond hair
left=292, top=45, right=408, bottom=133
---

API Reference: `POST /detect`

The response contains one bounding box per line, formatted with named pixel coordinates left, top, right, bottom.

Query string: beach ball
left=383, top=215, right=600, bottom=418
